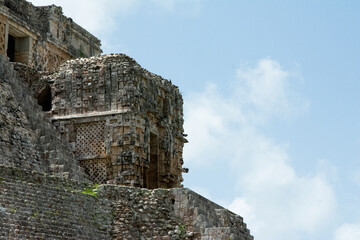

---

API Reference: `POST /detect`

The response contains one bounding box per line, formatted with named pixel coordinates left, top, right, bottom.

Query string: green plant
left=79, top=50, right=86, bottom=58
left=81, top=184, right=100, bottom=198
left=176, top=224, right=186, bottom=238
left=79, top=45, right=86, bottom=58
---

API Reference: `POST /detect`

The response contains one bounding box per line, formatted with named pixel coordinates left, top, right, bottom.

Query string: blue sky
left=31, top=1, right=360, bottom=239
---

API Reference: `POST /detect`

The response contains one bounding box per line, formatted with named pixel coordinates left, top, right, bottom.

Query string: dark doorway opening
left=36, top=85, right=52, bottom=111
left=163, top=98, right=170, bottom=118
left=148, top=133, right=159, bottom=189
left=142, top=169, right=148, bottom=188
left=7, top=35, right=15, bottom=62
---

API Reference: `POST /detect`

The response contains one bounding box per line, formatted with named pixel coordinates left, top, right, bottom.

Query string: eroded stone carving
left=0, top=15, right=6, bottom=55
left=0, top=0, right=254, bottom=239
left=49, top=54, right=188, bottom=189
left=0, top=0, right=101, bottom=71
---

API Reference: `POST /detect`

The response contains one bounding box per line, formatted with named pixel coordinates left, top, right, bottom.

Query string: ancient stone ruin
left=0, top=0, right=253, bottom=239
left=49, top=54, right=188, bottom=188
left=0, top=0, right=101, bottom=72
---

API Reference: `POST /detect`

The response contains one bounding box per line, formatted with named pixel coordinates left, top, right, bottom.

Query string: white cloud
left=226, top=130, right=336, bottom=239
left=30, top=0, right=141, bottom=35
left=184, top=83, right=245, bottom=165
left=30, top=0, right=201, bottom=53
left=335, top=224, right=360, bottom=240
left=184, top=59, right=336, bottom=240
left=235, top=58, right=308, bottom=124
left=236, top=59, right=290, bottom=114
left=30, top=0, right=200, bottom=36
left=228, top=197, right=256, bottom=224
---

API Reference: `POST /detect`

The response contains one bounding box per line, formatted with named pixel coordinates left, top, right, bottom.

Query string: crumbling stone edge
left=0, top=164, right=253, bottom=239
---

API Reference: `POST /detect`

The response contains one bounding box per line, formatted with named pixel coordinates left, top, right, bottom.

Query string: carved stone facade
left=0, top=14, right=6, bottom=55
left=1, top=53, right=254, bottom=239
left=0, top=1, right=254, bottom=238
left=0, top=0, right=101, bottom=71
left=0, top=0, right=186, bottom=189
left=48, top=54, right=188, bottom=188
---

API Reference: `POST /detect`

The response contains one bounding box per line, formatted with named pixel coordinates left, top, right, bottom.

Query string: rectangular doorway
left=148, top=132, right=159, bottom=189
left=6, top=26, right=31, bottom=64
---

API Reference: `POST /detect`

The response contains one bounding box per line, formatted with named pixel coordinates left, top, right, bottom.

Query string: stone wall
left=0, top=69, right=41, bottom=170
left=0, top=164, right=253, bottom=240
left=0, top=53, right=253, bottom=238
left=49, top=54, right=187, bottom=189
left=173, top=189, right=253, bottom=240
left=0, top=3, right=254, bottom=235
left=11, top=62, right=41, bottom=88
left=100, top=186, right=253, bottom=240
left=0, top=165, right=112, bottom=240
left=0, top=0, right=102, bottom=71
left=0, top=54, right=87, bottom=181
left=100, top=185, right=187, bottom=239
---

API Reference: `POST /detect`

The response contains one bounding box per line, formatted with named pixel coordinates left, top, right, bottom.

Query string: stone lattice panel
left=0, top=15, right=6, bottom=55
left=80, top=158, right=111, bottom=184
left=75, top=121, right=106, bottom=159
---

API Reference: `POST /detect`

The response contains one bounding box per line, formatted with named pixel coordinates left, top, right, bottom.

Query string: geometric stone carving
left=51, top=54, right=188, bottom=189
left=79, top=158, right=111, bottom=184
left=0, top=21, right=5, bottom=55
left=75, top=121, right=106, bottom=159
left=0, top=1, right=101, bottom=71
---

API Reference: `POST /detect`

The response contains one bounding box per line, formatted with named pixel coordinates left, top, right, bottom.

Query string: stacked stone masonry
left=0, top=54, right=87, bottom=181
left=0, top=54, right=254, bottom=240
left=173, top=189, right=253, bottom=240
left=0, top=166, right=112, bottom=239
left=0, top=165, right=253, bottom=240
left=49, top=54, right=188, bottom=189
left=0, top=0, right=102, bottom=71
left=0, top=0, right=253, bottom=238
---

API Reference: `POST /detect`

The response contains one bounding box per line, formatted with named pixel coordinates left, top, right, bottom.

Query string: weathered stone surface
left=0, top=165, right=112, bottom=240
left=0, top=55, right=253, bottom=238
left=173, top=189, right=253, bottom=240
left=0, top=166, right=253, bottom=240
left=48, top=54, right=187, bottom=189
left=0, top=54, right=87, bottom=181
left=0, top=0, right=102, bottom=71
left=0, top=0, right=253, bottom=238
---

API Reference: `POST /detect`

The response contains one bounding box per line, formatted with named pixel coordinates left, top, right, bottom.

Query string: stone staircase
left=0, top=165, right=111, bottom=240
left=0, top=54, right=86, bottom=181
